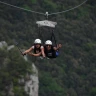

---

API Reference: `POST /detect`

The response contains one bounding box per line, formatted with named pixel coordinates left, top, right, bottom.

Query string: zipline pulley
left=45, top=12, right=49, bottom=19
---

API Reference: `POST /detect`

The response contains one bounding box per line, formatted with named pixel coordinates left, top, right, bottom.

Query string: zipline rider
left=44, top=40, right=62, bottom=59
left=22, top=39, right=45, bottom=57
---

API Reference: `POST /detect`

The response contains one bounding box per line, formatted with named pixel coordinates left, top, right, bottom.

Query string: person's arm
left=53, top=44, right=62, bottom=50
left=28, top=52, right=41, bottom=56
left=23, top=47, right=33, bottom=55
left=41, top=47, right=46, bottom=57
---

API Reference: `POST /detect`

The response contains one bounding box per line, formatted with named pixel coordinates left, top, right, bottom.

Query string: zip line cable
left=0, top=1, right=45, bottom=15
left=0, top=0, right=88, bottom=16
left=48, top=0, right=88, bottom=15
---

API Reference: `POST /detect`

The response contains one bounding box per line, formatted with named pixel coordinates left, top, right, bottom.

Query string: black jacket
left=44, top=46, right=56, bottom=58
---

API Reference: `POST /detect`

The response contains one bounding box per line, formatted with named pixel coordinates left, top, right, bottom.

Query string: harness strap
left=38, top=26, right=57, bottom=46
left=38, top=26, right=44, bottom=44
left=50, top=29, right=57, bottom=46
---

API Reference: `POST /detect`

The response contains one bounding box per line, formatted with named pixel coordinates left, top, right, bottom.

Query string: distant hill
left=0, top=0, right=96, bottom=96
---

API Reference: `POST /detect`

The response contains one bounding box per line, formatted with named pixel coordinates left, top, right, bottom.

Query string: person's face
left=46, top=45, right=51, bottom=50
left=35, top=44, right=41, bottom=48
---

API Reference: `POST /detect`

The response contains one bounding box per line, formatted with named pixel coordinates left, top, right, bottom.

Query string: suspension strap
left=50, top=29, right=57, bottom=46
left=38, top=26, right=44, bottom=44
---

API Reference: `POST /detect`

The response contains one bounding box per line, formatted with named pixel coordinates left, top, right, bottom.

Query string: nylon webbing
left=50, top=29, right=57, bottom=46
left=38, top=27, right=44, bottom=44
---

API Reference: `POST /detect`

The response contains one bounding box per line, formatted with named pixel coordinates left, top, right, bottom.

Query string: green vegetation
left=0, top=47, right=31, bottom=96
left=0, top=0, right=96, bottom=96
left=31, top=0, right=37, bottom=4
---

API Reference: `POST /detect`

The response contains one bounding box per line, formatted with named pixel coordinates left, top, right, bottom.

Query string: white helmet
left=45, top=40, right=52, bottom=45
left=34, top=39, right=41, bottom=44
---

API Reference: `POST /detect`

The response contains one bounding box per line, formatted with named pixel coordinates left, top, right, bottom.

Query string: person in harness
left=22, top=39, right=45, bottom=57
left=44, top=40, right=62, bottom=59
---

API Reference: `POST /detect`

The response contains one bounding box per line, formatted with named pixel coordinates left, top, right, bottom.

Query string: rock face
left=0, top=41, right=14, bottom=50
left=0, top=41, right=7, bottom=48
left=24, top=63, right=39, bottom=96
left=7, top=45, right=15, bottom=50
left=0, top=41, right=39, bottom=96
left=23, top=55, right=39, bottom=96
